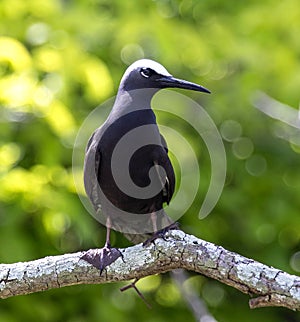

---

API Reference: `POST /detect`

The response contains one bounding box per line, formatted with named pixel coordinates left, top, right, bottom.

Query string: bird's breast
left=96, top=109, right=167, bottom=213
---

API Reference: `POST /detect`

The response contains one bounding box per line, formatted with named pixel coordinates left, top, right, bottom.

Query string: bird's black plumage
left=81, top=59, right=210, bottom=272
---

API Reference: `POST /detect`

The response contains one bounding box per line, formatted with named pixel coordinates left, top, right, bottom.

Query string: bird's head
left=119, top=59, right=210, bottom=94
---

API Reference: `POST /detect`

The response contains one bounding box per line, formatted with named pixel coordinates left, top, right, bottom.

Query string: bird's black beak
left=157, top=75, right=211, bottom=94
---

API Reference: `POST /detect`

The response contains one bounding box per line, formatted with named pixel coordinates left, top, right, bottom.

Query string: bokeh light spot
left=202, top=282, right=225, bottom=307
left=0, top=37, right=32, bottom=71
left=46, top=100, right=76, bottom=138
left=136, top=275, right=161, bottom=292
left=26, top=22, right=50, bottom=46
left=34, top=47, right=63, bottom=72
left=290, top=251, right=300, bottom=272
left=232, top=137, right=254, bottom=159
left=0, top=143, right=22, bottom=172
left=121, top=43, right=145, bottom=65
left=256, top=224, right=276, bottom=244
left=220, top=120, right=242, bottom=142
left=245, top=154, right=267, bottom=176
left=78, top=58, right=114, bottom=101
left=155, top=282, right=181, bottom=306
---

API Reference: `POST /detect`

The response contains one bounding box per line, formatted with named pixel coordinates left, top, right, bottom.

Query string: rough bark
left=0, top=230, right=299, bottom=311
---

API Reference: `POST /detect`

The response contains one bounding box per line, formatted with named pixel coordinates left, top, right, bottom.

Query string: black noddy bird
left=81, top=59, right=210, bottom=274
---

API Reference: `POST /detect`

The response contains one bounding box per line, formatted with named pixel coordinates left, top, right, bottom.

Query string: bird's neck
left=111, top=88, right=157, bottom=117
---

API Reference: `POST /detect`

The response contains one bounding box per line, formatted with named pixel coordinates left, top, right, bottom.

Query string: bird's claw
left=142, top=222, right=180, bottom=247
left=81, top=246, right=122, bottom=275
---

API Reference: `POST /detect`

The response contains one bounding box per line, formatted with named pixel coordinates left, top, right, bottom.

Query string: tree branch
left=0, top=230, right=299, bottom=311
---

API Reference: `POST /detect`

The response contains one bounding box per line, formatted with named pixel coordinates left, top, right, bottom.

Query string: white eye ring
left=140, top=68, right=152, bottom=78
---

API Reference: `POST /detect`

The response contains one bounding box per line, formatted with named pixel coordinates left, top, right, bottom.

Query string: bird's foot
left=142, top=222, right=180, bottom=247
left=81, top=245, right=123, bottom=275
left=120, top=278, right=152, bottom=309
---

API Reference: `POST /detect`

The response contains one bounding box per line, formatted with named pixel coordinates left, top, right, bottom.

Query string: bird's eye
left=140, top=68, right=153, bottom=78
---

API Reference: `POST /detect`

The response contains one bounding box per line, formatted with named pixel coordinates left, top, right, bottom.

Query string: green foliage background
left=1, top=0, right=300, bottom=321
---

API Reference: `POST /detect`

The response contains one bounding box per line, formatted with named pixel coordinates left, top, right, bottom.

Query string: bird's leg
left=120, top=278, right=152, bottom=309
left=80, top=218, right=122, bottom=275
left=151, top=212, right=158, bottom=232
left=104, top=220, right=112, bottom=248
left=143, top=217, right=180, bottom=247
